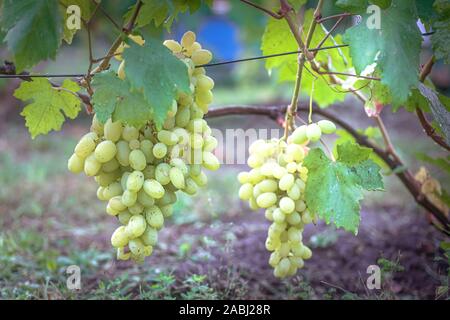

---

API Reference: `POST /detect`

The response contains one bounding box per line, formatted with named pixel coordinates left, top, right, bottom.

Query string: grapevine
left=68, top=31, right=220, bottom=263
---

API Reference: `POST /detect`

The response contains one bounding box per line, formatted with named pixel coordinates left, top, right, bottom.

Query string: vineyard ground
left=0, top=106, right=448, bottom=300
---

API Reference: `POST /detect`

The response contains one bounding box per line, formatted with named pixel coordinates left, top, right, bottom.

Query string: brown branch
left=316, top=13, right=353, bottom=23
left=239, top=0, right=286, bottom=19
left=206, top=104, right=450, bottom=235
left=415, top=56, right=450, bottom=152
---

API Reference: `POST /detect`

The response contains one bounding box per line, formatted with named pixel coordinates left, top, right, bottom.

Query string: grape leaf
left=417, top=84, right=450, bottom=146
left=125, top=0, right=212, bottom=30
left=1, top=0, right=62, bottom=72
left=415, top=153, right=450, bottom=175
left=14, top=79, right=81, bottom=138
left=91, top=71, right=152, bottom=128
left=304, top=142, right=384, bottom=234
left=342, top=0, right=422, bottom=105
left=261, top=10, right=351, bottom=107
left=60, top=0, right=95, bottom=44
left=432, top=16, right=450, bottom=64
left=336, top=0, right=369, bottom=13
left=122, top=39, right=190, bottom=128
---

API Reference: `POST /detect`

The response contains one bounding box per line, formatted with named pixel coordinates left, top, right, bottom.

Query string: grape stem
left=206, top=104, right=450, bottom=236
left=282, top=0, right=324, bottom=140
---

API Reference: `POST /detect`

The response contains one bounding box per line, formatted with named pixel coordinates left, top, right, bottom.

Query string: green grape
left=279, top=173, right=294, bottom=191
left=128, top=202, right=144, bottom=215
left=279, top=197, right=295, bottom=214
left=173, top=127, right=189, bottom=145
left=122, top=189, right=137, bottom=207
left=190, top=170, right=207, bottom=187
left=74, top=133, right=97, bottom=158
left=181, top=31, right=196, bottom=48
left=195, top=90, right=213, bottom=105
left=126, top=171, right=144, bottom=192
left=160, top=204, right=174, bottom=218
left=137, top=189, right=155, bottom=207
left=156, top=190, right=177, bottom=206
left=143, top=179, right=165, bottom=199
left=97, top=187, right=107, bottom=201
left=170, top=158, right=188, bottom=176
left=142, top=165, right=156, bottom=179
left=295, top=199, right=306, bottom=212
left=306, top=123, right=322, bottom=142
left=140, top=139, right=154, bottom=162
left=118, top=210, right=132, bottom=225
left=191, top=49, right=212, bottom=65
left=287, top=184, right=301, bottom=200
left=95, top=140, right=117, bottom=163
left=196, top=74, right=214, bottom=91
left=109, top=196, right=127, bottom=212
left=111, top=226, right=129, bottom=248
left=291, top=125, right=308, bottom=145
left=175, top=106, right=190, bottom=127
left=202, top=152, right=220, bottom=171
left=155, top=163, right=171, bottom=185
left=163, top=39, right=182, bottom=53
left=286, top=211, right=301, bottom=225
left=68, top=153, right=85, bottom=173
left=183, top=177, right=198, bottom=195
left=84, top=153, right=102, bottom=176
left=106, top=204, right=120, bottom=216
left=157, top=130, right=178, bottom=146
left=273, top=209, right=285, bottom=223
left=287, top=227, right=302, bottom=242
left=129, top=149, right=146, bottom=171
left=90, top=114, right=104, bottom=136
left=190, top=133, right=204, bottom=149
left=116, top=140, right=131, bottom=166
left=256, top=192, right=277, bottom=208
left=203, top=135, right=218, bottom=152
left=258, top=179, right=278, bottom=193
left=126, top=215, right=146, bottom=238
left=122, top=125, right=139, bottom=141
left=104, top=119, right=123, bottom=142
left=102, top=158, right=120, bottom=173
left=169, top=167, right=185, bottom=189
left=317, top=120, right=336, bottom=134
left=128, top=238, right=146, bottom=256
left=238, top=183, right=253, bottom=201
left=129, top=139, right=140, bottom=150
left=141, top=227, right=158, bottom=246
left=152, top=143, right=167, bottom=159
left=145, top=205, right=164, bottom=229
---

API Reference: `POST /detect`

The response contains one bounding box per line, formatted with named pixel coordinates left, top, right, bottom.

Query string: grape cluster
left=68, top=31, right=220, bottom=263
left=238, top=120, right=336, bottom=278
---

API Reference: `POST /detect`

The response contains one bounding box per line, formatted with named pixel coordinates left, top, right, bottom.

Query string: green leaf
left=122, top=39, right=190, bottom=128
left=415, top=153, right=450, bottom=175
left=416, top=83, right=450, bottom=145
left=304, top=142, right=384, bottom=234
left=60, top=0, right=95, bottom=44
left=126, top=0, right=211, bottom=31
left=91, top=71, right=152, bottom=128
left=14, top=79, right=81, bottom=138
left=261, top=10, right=351, bottom=107
left=336, top=0, right=369, bottom=13
left=1, top=0, right=62, bottom=72
left=343, top=0, right=422, bottom=105
left=432, top=17, right=450, bottom=64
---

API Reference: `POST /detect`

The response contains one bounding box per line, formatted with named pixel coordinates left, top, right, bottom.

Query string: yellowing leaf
left=14, top=79, right=81, bottom=138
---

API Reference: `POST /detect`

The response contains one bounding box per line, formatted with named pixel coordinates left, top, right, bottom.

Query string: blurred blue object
left=196, top=17, right=241, bottom=61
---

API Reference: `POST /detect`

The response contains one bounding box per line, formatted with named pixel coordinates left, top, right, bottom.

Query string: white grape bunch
left=68, top=31, right=219, bottom=263
left=238, top=120, right=336, bottom=278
